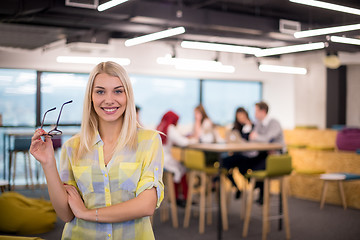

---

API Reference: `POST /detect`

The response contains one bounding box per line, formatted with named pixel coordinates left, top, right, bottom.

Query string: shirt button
left=108, top=233, right=111, bottom=237
left=105, top=173, right=108, bottom=177
left=105, top=188, right=110, bottom=193
left=155, top=167, right=158, bottom=171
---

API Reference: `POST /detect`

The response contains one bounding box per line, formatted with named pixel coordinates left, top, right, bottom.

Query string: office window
left=131, top=75, right=199, bottom=128
left=0, top=69, right=37, bottom=126
left=41, top=72, right=89, bottom=125
left=202, top=80, right=262, bottom=126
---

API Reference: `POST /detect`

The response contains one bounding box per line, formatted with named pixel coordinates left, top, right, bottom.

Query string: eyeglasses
left=40, top=100, right=73, bottom=137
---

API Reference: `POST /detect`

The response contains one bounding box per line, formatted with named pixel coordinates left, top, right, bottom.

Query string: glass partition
left=202, top=80, right=262, bottom=126
left=41, top=72, right=89, bottom=126
left=0, top=69, right=37, bottom=126
left=131, top=75, right=199, bottom=128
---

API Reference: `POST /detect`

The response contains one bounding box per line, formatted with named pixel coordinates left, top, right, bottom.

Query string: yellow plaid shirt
left=59, top=129, right=164, bottom=240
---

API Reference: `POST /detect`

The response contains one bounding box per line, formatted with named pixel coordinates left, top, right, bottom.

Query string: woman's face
left=194, top=109, right=202, bottom=121
left=92, top=73, right=127, bottom=125
left=236, top=112, right=247, bottom=124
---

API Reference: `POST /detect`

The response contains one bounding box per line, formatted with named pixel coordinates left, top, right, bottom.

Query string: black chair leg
left=278, top=188, right=283, bottom=231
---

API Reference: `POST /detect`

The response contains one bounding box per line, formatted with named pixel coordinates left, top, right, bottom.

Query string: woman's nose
left=104, top=93, right=114, bottom=104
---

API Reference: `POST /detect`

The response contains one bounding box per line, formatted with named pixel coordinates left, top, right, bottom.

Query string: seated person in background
left=192, top=104, right=223, bottom=166
left=249, top=101, right=286, bottom=153
left=157, top=111, right=198, bottom=207
left=222, top=102, right=285, bottom=204
left=223, top=107, right=255, bottom=199
left=248, top=101, right=286, bottom=204
left=193, top=104, right=216, bottom=143
left=230, top=107, right=254, bottom=141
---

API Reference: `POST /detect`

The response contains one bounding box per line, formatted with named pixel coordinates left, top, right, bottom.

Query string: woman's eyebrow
left=114, top=86, right=124, bottom=89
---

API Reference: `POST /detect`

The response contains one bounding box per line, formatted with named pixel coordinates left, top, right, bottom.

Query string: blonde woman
left=30, top=61, right=164, bottom=239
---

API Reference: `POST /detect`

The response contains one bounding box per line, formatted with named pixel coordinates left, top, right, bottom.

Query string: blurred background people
left=156, top=110, right=198, bottom=207
left=193, top=104, right=215, bottom=143
left=249, top=101, right=286, bottom=153
left=223, top=107, right=255, bottom=199
left=232, top=107, right=254, bottom=141
left=248, top=101, right=286, bottom=204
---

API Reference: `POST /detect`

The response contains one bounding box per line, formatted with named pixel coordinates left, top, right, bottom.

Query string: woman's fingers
left=31, top=129, right=45, bottom=142
left=64, top=185, right=79, bottom=196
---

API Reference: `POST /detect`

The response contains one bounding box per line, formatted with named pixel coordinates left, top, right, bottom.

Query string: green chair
left=183, top=149, right=228, bottom=234
left=242, top=154, right=292, bottom=240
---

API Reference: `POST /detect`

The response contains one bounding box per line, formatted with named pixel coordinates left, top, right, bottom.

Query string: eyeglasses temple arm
left=55, top=100, right=73, bottom=126
left=40, top=107, right=56, bottom=128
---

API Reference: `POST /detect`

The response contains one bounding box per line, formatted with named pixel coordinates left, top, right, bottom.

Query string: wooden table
left=186, top=142, right=283, bottom=240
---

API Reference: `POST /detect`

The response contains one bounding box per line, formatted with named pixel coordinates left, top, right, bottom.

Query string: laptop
left=225, top=129, right=245, bottom=143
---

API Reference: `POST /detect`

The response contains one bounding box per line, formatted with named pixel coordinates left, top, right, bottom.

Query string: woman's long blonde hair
left=75, top=61, right=138, bottom=160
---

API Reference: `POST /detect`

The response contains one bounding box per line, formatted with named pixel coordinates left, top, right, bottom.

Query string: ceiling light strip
left=294, top=23, right=360, bottom=38
left=98, top=0, right=129, bottom=11
left=157, top=55, right=235, bottom=73
left=330, top=36, right=360, bottom=46
left=181, top=41, right=261, bottom=55
left=289, top=0, right=360, bottom=16
left=125, top=27, right=185, bottom=47
left=259, top=64, right=307, bottom=75
left=255, top=42, right=325, bottom=57
left=97, top=0, right=129, bottom=11
left=157, top=55, right=221, bottom=66
left=56, top=56, right=131, bottom=65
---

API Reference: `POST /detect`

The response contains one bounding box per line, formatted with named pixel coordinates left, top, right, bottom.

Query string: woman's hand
left=65, top=184, right=89, bottom=220
left=30, top=129, right=55, bottom=167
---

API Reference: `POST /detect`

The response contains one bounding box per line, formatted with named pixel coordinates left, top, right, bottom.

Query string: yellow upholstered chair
left=183, top=149, right=228, bottom=234
left=242, top=154, right=292, bottom=240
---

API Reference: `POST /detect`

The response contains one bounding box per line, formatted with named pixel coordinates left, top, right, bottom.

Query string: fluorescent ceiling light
left=56, top=56, right=131, bottom=65
left=181, top=41, right=261, bottom=55
left=125, top=27, right=185, bottom=47
left=259, top=64, right=307, bottom=75
left=157, top=54, right=235, bottom=73
left=294, top=23, right=360, bottom=38
left=98, top=0, right=129, bottom=12
left=330, top=36, right=360, bottom=46
left=289, top=0, right=360, bottom=16
left=256, top=42, right=325, bottom=57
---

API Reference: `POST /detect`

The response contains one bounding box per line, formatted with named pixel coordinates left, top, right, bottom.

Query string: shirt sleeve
left=59, top=140, right=77, bottom=188
left=136, top=132, right=164, bottom=208
left=168, top=125, right=190, bottom=147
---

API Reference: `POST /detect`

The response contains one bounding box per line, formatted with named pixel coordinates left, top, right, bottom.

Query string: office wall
left=0, top=39, right=331, bottom=129
left=347, top=65, right=360, bottom=127
left=293, top=51, right=327, bottom=129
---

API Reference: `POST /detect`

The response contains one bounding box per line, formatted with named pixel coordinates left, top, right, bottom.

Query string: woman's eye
left=96, top=90, right=105, bottom=94
left=115, top=90, right=124, bottom=94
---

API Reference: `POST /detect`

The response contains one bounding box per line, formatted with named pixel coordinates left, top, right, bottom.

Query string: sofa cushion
left=336, top=128, right=360, bottom=151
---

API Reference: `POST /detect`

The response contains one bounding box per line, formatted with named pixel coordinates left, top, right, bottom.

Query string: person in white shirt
left=156, top=111, right=198, bottom=206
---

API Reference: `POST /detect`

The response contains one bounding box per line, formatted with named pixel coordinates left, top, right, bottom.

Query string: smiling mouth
left=101, top=107, right=119, bottom=113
